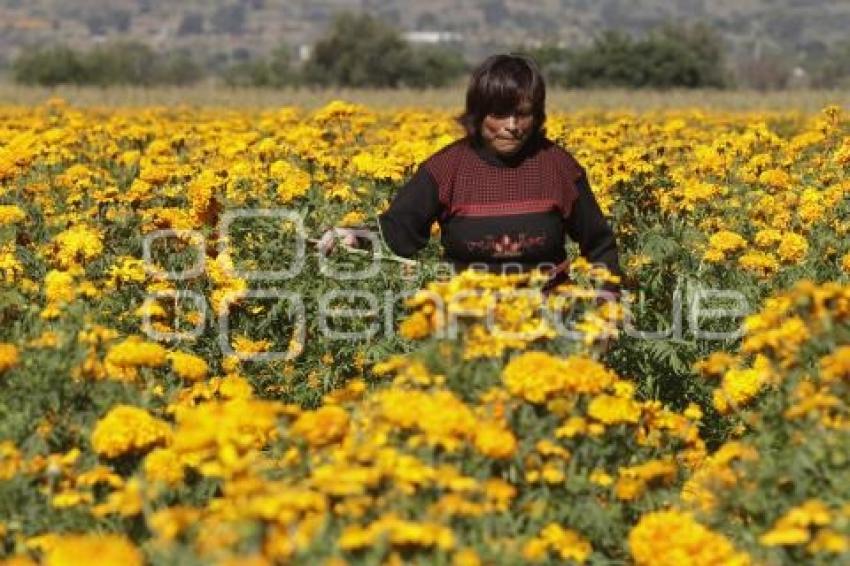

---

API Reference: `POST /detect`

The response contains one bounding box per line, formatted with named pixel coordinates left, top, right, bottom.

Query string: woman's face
left=480, top=99, right=535, bottom=156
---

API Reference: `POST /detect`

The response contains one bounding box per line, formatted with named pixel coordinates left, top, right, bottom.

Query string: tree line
left=8, top=13, right=850, bottom=90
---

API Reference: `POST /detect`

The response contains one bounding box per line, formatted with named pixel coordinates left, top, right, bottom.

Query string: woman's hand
left=317, top=227, right=370, bottom=256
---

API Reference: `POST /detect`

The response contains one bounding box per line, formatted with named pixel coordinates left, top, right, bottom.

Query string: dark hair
left=457, top=53, right=547, bottom=140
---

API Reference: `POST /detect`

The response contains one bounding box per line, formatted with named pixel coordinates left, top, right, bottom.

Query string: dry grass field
left=1, top=82, right=849, bottom=111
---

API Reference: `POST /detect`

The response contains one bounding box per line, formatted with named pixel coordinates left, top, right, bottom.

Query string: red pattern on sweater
left=421, top=136, right=585, bottom=220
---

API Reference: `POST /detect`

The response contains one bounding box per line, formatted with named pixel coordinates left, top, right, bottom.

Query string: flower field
left=0, top=99, right=849, bottom=565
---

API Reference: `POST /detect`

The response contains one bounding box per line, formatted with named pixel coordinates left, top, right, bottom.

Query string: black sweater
left=376, top=134, right=623, bottom=288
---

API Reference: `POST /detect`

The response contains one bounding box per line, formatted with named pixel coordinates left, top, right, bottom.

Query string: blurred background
left=1, top=0, right=849, bottom=106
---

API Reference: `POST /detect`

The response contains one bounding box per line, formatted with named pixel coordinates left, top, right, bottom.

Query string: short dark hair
left=458, top=53, right=547, bottom=140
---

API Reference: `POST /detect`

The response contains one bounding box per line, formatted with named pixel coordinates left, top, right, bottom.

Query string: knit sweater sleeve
left=376, top=165, right=441, bottom=258
left=563, top=174, right=623, bottom=292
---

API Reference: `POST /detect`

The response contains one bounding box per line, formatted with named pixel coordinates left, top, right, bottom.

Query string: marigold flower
left=43, top=534, right=142, bottom=566
left=51, top=224, right=104, bottom=267
left=473, top=421, right=517, bottom=459
left=104, top=336, right=167, bottom=369
left=144, top=447, right=185, bottom=486
left=91, top=405, right=172, bottom=458
left=587, top=394, right=641, bottom=425
left=0, top=343, right=20, bottom=373
left=629, top=510, right=750, bottom=565
left=167, top=351, right=208, bottom=382
left=0, top=204, right=26, bottom=225
left=777, top=233, right=809, bottom=264
left=290, top=405, right=349, bottom=447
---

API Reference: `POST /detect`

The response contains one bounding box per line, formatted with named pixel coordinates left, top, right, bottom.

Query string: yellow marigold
left=564, top=356, right=618, bottom=393
left=503, top=352, right=615, bottom=404
left=0, top=204, right=26, bottom=225
left=758, top=168, right=792, bottom=189
left=760, top=499, right=833, bottom=547
left=483, top=478, right=517, bottom=511
left=681, top=441, right=758, bottom=512
left=629, top=510, right=750, bottom=566
left=52, top=224, right=104, bottom=267
left=615, top=459, right=678, bottom=501
left=0, top=554, right=37, bottom=566
left=91, top=405, right=172, bottom=458
left=820, top=346, right=850, bottom=381
left=754, top=228, right=782, bottom=248
left=91, top=478, right=144, bottom=518
left=759, top=526, right=810, bottom=547
left=399, top=311, right=433, bottom=340
left=453, top=548, right=482, bottom=566
left=271, top=159, right=311, bottom=203
left=44, top=533, right=143, bottom=566
left=149, top=506, right=202, bottom=542
left=807, top=529, right=849, bottom=554
left=375, top=389, right=476, bottom=452
left=105, top=336, right=167, bottom=368
left=841, top=252, right=850, bottom=273
left=712, top=367, right=767, bottom=415
left=587, top=394, right=642, bottom=425
left=473, top=421, right=517, bottom=460
left=0, top=243, right=23, bottom=283
left=589, top=469, right=613, bottom=487
left=738, top=251, right=780, bottom=278
left=76, top=466, right=124, bottom=489
left=43, top=269, right=76, bottom=304
left=523, top=523, right=592, bottom=563
left=707, top=230, right=747, bottom=254
left=107, top=256, right=147, bottom=285
left=339, top=210, right=367, bottom=227
left=702, top=247, right=726, bottom=263
left=167, top=351, right=208, bottom=382
left=0, top=343, right=19, bottom=373
left=1, top=441, right=23, bottom=480
left=143, top=447, right=184, bottom=486
left=290, top=405, right=349, bottom=447
left=339, top=515, right=454, bottom=551
left=693, top=351, right=737, bottom=378
left=51, top=490, right=93, bottom=509
left=777, top=233, right=809, bottom=264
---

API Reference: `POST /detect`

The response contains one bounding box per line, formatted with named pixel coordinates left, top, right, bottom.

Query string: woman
left=319, top=53, right=622, bottom=296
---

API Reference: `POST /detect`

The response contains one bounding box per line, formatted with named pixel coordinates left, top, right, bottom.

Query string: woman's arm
left=318, top=165, right=441, bottom=258
left=564, top=174, right=623, bottom=294
left=376, top=165, right=441, bottom=258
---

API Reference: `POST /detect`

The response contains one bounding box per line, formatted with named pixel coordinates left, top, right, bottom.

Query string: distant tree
left=108, top=9, right=132, bottom=33
left=211, top=4, right=246, bottom=35
left=416, top=11, right=439, bottom=30
left=222, top=44, right=299, bottom=87
left=402, top=45, right=467, bottom=88
left=84, top=13, right=107, bottom=36
left=303, top=13, right=409, bottom=87
left=735, top=53, right=791, bottom=91
left=564, top=23, right=728, bottom=88
left=178, top=12, right=204, bottom=36
left=525, top=44, right=571, bottom=86
left=222, top=60, right=273, bottom=87
left=481, top=0, right=509, bottom=26
left=12, top=42, right=208, bottom=87
left=266, top=44, right=299, bottom=86
left=303, top=12, right=465, bottom=88
left=806, top=40, right=850, bottom=89
left=153, top=50, right=205, bottom=86
left=83, top=41, right=158, bottom=86
left=83, top=9, right=131, bottom=35
left=12, top=45, right=88, bottom=86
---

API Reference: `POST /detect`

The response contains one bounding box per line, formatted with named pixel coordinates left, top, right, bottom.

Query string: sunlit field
left=2, top=83, right=850, bottom=111
left=0, top=97, right=849, bottom=564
